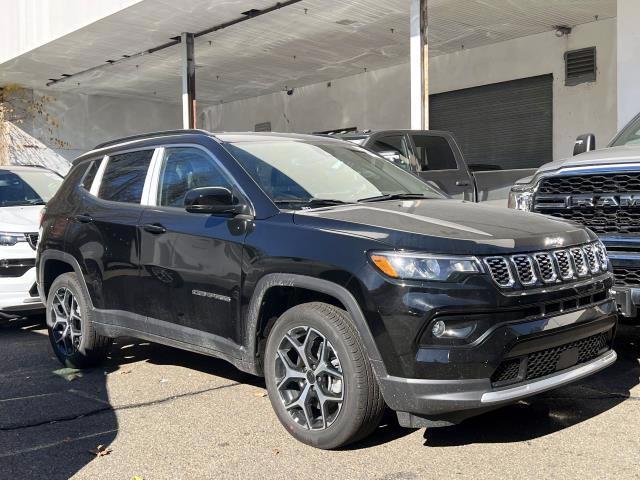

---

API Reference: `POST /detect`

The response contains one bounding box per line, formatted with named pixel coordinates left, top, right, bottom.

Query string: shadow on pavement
left=0, top=315, right=117, bottom=480
left=423, top=324, right=640, bottom=447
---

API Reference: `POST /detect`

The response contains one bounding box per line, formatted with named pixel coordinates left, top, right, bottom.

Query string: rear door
left=66, top=149, right=155, bottom=326
left=138, top=145, right=248, bottom=349
left=407, top=132, right=475, bottom=201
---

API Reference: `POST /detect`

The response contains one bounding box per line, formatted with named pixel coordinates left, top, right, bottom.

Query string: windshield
left=611, top=114, right=640, bottom=147
left=225, top=140, right=444, bottom=207
left=0, top=169, right=63, bottom=207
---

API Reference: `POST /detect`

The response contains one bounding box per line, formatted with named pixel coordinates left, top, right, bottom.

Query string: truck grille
left=534, top=173, right=640, bottom=235
left=538, top=173, right=640, bottom=194
left=491, top=332, right=610, bottom=386
left=613, top=267, right=640, bottom=287
left=483, top=242, right=608, bottom=289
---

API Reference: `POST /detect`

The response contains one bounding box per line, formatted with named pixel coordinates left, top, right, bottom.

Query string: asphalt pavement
left=1, top=315, right=639, bottom=480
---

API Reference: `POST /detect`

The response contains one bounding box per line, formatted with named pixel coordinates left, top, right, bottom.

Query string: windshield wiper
left=357, top=193, right=431, bottom=202
left=273, top=198, right=350, bottom=208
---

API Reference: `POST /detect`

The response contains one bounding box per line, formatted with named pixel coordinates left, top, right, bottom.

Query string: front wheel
left=264, top=302, right=385, bottom=449
left=47, top=272, right=112, bottom=368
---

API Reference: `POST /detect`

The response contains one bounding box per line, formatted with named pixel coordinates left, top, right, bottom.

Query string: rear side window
left=80, top=160, right=99, bottom=190
left=99, top=150, right=153, bottom=203
left=411, top=135, right=458, bottom=171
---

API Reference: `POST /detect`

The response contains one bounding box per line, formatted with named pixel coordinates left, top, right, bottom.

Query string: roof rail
left=93, top=129, right=211, bottom=150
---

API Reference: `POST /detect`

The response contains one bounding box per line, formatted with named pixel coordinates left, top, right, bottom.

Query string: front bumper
left=374, top=300, right=617, bottom=425
left=0, top=267, right=43, bottom=312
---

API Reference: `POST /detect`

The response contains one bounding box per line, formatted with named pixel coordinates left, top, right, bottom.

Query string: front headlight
left=0, top=232, right=26, bottom=246
left=508, top=184, right=535, bottom=211
left=369, top=251, right=482, bottom=281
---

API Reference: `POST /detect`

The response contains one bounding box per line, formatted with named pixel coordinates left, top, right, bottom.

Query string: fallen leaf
left=253, top=390, right=267, bottom=397
left=52, top=368, right=83, bottom=382
left=119, top=369, right=132, bottom=375
left=273, top=448, right=280, bottom=455
left=131, top=476, right=144, bottom=480
left=89, top=444, right=112, bottom=457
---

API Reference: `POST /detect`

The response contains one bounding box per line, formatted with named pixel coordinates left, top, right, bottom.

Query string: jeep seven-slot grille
left=484, top=242, right=608, bottom=289
left=534, top=173, right=640, bottom=235
left=491, top=332, right=610, bottom=386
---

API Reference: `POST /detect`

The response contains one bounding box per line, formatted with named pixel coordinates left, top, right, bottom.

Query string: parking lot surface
left=1, top=315, right=639, bottom=480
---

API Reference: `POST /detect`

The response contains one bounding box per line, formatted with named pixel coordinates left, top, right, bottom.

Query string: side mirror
left=378, top=150, right=401, bottom=163
left=184, top=187, right=245, bottom=215
left=573, top=133, right=596, bottom=156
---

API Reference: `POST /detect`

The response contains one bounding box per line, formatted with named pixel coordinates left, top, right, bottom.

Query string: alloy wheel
left=50, top=287, right=82, bottom=356
left=274, top=326, right=344, bottom=430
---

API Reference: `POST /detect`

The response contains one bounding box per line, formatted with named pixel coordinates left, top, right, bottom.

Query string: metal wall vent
left=255, top=122, right=272, bottom=132
left=565, top=47, right=596, bottom=86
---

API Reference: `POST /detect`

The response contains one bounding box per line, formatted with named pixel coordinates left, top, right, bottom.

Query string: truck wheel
left=264, top=302, right=385, bottom=449
left=47, top=272, right=112, bottom=368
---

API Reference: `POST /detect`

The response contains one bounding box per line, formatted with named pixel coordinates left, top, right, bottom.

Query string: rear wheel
left=47, top=273, right=112, bottom=368
left=264, top=302, right=385, bottom=449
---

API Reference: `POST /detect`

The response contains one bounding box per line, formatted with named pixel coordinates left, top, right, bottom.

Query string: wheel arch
left=244, top=274, right=383, bottom=376
left=38, top=250, right=92, bottom=307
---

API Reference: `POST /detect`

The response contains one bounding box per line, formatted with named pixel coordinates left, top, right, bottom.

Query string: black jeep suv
left=37, top=130, right=617, bottom=449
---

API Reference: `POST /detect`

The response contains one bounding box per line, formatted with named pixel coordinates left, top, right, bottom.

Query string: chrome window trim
left=141, top=148, right=164, bottom=206
left=89, top=155, right=109, bottom=196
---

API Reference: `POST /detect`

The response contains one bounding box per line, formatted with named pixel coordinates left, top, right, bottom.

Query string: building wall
left=21, top=89, right=182, bottom=160
left=201, top=18, right=617, bottom=163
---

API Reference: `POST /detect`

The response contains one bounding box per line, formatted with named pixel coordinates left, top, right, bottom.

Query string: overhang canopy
left=0, top=0, right=616, bottom=104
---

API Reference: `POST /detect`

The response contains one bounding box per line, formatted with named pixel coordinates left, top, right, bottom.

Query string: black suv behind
left=37, top=130, right=617, bottom=449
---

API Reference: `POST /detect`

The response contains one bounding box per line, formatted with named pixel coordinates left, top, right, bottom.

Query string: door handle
left=455, top=180, right=471, bottom=187
left=75, top=213, right=94, bottom=223
left=143, top=223, right=167, bottom=234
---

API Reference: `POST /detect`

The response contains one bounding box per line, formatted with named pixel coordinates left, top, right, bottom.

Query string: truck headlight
left=0, top=232, right=26, bottom=246
left=369, top=251, right=482, bottom=281
left=508, top=184, right=535, bottom=211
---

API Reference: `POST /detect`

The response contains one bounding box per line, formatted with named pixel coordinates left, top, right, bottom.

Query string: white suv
left=0, top=166, right=63, bottom=314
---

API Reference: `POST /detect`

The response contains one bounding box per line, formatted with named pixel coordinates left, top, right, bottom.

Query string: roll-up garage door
left=429, top=74, right=553, bottom=170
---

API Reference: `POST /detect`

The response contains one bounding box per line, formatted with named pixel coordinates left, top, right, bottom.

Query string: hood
left=536, top=145, right=640, bottom=175
left=294, top=199, right=593, bottom=255
left=0, top=205, right=42, bottom=232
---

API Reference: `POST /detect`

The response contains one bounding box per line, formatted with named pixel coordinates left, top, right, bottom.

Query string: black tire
left=264, top=302, right=385, bottom=449
left=47, top=272, right=112, bottom=368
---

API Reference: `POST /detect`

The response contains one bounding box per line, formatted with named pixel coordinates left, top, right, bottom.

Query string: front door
left=407, top=132, right=476, bottom=201
left=139, top=146, right=247, bottom=348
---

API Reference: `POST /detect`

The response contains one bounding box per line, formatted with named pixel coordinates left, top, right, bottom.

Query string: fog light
left=432, top=320, right=446, bottom=338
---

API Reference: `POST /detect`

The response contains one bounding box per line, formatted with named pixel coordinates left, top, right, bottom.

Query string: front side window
left=0, top=169, right=63, bottom=207
left=157, top=147, right=232, bottom=207
left=411, top=135, right=458, bottom=171
left=225, top=140, right=443, bottom=207
left=369, top=135, right=412, bottom=171
left=98, top=150, right=154, bottom=203
left=611, top=115, right=640, bottom=147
